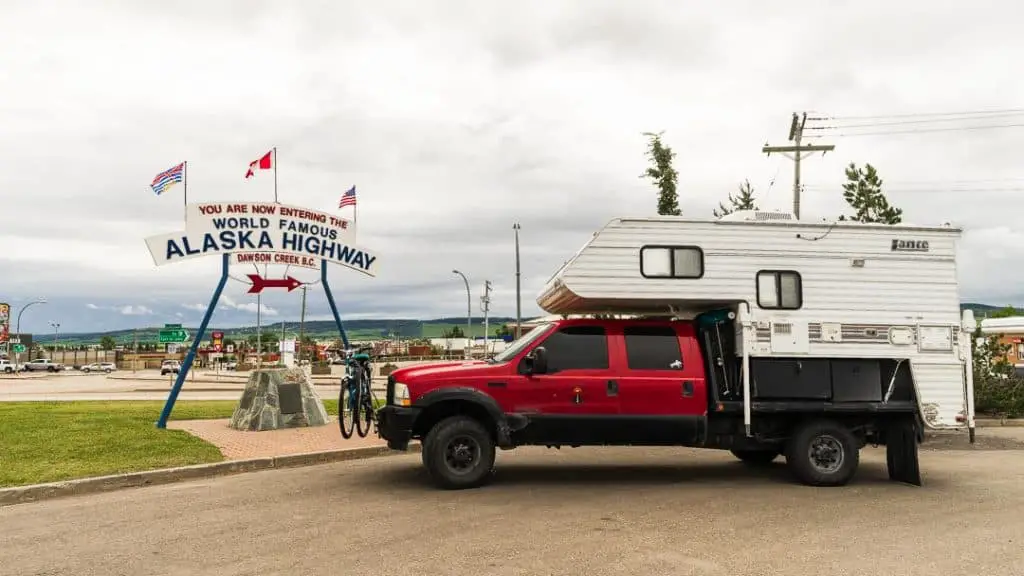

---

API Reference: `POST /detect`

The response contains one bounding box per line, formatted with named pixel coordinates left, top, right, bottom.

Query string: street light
left=49, top=321, right=60, bottom=356
left=513, top=223, right=522, bottom=339
left=15, top=298, right=46, bottom=368
left=452, top=269, right=471, bottom=359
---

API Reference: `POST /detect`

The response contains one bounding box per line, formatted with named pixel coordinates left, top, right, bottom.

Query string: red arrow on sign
left=246, top=274, right=303, bottom=294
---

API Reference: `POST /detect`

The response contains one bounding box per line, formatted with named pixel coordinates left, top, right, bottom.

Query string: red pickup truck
left=377, top=315, right=923, bottom=490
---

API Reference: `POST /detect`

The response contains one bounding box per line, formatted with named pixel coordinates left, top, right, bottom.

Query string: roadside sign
left=166, top=343, right=179, bottom=354
left=165, top=323, right=182, bottom=329
left=12, top=344, right=25, bottom=353
left=158, top=329, right=189, bottom=343
left=9, top=338, right=19, bottom=344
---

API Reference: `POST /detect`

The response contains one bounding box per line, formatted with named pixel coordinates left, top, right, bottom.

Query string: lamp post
left=15, top=298, right=46, bottom=368
left=49, top=321, right=60, bottom=358
left=513, top=222, right=522, bottom=339
left=452, top=269, right=471, bottom=359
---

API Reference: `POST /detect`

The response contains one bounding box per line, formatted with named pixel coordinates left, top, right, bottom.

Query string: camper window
left=756, top=270, right=802, bottom=310
left=640, top=245, right=703, bottom=279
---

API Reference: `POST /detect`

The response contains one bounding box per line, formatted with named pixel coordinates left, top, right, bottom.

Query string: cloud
left=220, top=295, right=278, bottom=317
left=119, top=305, right=154, bottom=316
left=3, top=1, right=1024, bottom=333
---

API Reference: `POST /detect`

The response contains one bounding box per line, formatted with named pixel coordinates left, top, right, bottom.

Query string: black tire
left=356, top=384, right=376, bottom=438
left=731, top=448, right=780, bottom=466
left=422, top=415, right=496, bottom=490
left=339, top=377, right=356, bottom=439
left=785, top=420, right=860, bottom=487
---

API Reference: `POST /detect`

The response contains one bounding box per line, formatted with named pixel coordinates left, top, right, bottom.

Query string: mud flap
left=886, top=418, right=922, bottom=486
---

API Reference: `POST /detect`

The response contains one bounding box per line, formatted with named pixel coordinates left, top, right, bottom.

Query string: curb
left=0, top=442, right=421, bottom=508
left=976, top=418, right=1024, bottom=428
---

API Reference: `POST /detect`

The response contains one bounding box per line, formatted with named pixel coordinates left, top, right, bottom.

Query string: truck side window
left=756, top=270, right=802, bottom=310
left=624, top=326, right=683, bottom=370
left=541, top=326, right=608, bottom=373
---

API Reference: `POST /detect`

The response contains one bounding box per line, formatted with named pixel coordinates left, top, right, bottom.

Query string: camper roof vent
left=718, top=210, right=795, bottom=222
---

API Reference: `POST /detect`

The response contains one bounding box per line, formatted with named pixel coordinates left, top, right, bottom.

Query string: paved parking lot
left=2, top=430, right=1022, bottom=576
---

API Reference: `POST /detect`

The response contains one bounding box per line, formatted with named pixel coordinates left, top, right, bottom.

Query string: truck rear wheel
left=785, top=420, right=860, bottom=487
left=730, top=449, right=780, bottom=466
left=422, top=415, right=496, bottom=490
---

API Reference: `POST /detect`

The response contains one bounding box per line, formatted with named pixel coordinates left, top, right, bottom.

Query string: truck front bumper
left=377, top=405, right=420, bottom=451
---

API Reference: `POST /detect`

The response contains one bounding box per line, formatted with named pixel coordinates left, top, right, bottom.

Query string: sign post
left=147, top=201, right=376, bottom=427
left=156, top=253, right=230, bottom=429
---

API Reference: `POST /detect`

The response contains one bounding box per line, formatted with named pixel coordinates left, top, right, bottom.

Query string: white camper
left=538, top=210, right=975, bottom=435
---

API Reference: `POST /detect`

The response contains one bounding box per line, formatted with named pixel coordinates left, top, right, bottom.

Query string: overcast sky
left=2, top=0, right=1023, bottom=335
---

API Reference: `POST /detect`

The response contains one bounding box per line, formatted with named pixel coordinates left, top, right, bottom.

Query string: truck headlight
left=393, top=382, right=411, bottom=407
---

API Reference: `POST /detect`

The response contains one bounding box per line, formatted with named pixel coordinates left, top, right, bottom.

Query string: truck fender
left=413, top=387, right=513, bottom=447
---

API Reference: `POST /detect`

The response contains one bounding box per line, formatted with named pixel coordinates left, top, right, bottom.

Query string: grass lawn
left=0, top=399, right=346, bottom=489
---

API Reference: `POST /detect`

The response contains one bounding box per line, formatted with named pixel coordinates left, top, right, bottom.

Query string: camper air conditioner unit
left=718, top=210, right=795, bottom=222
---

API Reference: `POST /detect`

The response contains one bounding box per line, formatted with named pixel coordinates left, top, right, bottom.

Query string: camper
left=376, top=211, right=975, bottom=489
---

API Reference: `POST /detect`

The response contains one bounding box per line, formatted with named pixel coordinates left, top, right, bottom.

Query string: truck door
left=514, top=324, right=619, bottom=445
left=611, top=323, right=707, bottom=445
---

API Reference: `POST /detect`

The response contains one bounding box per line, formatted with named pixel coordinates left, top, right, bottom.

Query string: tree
left=99, top=336, right=116, bottom=351
left=641, top=131, right=681, bottom=216
left=838, top=162, right=902, bottom=224
left=444, top=325, right=465, bottom=339
left=713, top=179, right=758, bottom=217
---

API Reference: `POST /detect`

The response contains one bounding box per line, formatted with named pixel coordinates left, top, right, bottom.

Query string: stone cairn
left=228, top=367, right=330, bottom=431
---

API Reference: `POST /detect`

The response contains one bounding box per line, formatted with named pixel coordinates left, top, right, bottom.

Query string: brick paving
left=167, top=417, right=386, bottom=460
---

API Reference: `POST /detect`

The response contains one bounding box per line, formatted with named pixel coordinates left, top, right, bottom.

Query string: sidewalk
left=167, top=417, right=387, bottom=460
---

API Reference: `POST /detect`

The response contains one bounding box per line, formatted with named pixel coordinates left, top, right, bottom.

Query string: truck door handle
left=682, top=381, right=694, bottom=397
left=607, top=380, right=618, bottom=396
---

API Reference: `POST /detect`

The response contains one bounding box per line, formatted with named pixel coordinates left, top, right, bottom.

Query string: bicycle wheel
left=355, top=369, right=374, bottom=438
left=339, top=376, right=356, bottom=439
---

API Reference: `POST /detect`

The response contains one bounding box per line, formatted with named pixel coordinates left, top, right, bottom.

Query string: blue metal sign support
left=156, top=253, right=230, bottom=429
left=321, top=259, right=351, bottom=349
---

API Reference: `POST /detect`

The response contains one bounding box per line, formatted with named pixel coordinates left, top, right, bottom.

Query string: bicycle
left=338, top=345, right=376, bottom=439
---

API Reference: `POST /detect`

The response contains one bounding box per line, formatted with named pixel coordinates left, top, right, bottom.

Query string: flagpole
left=183, top=160, right=188, bottom=222
left=273, top=147, right=278, bottom=204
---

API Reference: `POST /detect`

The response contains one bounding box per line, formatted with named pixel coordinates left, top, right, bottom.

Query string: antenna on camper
left=762, top=112, right=835, bottom=220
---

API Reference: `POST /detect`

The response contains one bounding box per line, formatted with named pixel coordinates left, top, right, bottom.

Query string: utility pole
left=513, top=223, right=522, bottom=339
left=132, top=328, right=138, bottom=374
left=480, top=280, right=492, bottom=357
left=298, top=285, right=307, bottom=364
left=762, top=112, right=835, bottom=220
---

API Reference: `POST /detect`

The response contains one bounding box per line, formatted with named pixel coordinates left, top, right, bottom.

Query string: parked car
left=0, top=359, right=20, bottom=373
left=160, top=360, right=181, bottom=375
left=22, top=358, right=65, bottom=372
left=81, top=362, right=117, bottom=374
left=224, top=361, right=238, bottom=371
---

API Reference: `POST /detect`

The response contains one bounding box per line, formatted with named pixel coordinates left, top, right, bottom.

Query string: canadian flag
left=245, top=150, right=273, bottom=179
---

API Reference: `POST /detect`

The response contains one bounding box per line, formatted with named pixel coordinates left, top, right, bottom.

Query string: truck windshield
left=489, top=323, right=554, bottom=363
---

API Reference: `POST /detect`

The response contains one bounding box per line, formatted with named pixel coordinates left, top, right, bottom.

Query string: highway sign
left=158, top=329, right=189, bottom=343
left=12, top=344, right=25, bottom=353
left=165, top=323, right=183, bottom=329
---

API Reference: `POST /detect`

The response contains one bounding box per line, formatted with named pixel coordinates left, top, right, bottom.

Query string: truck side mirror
left=526, top=346, right=548, bottom=374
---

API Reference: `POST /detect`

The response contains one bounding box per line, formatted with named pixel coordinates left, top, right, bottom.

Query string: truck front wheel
left=786, top=420, right=860, bottom=487
left=422, top=415, right=496, bottom=490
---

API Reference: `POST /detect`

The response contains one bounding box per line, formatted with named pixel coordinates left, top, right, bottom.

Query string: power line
left=810, top=107, right=1024, bottom=121
left=809, top=123, right=1024, bottom=137
left=806, top=111, right=1024, bottom=130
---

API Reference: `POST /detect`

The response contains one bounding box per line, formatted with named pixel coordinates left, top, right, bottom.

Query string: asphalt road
left=2, top=430, right=1023, bottom=576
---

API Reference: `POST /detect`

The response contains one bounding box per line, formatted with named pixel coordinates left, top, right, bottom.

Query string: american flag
left=339, top=185, right=357, bottom=208
left=151, top=163, right=184, bottom=195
